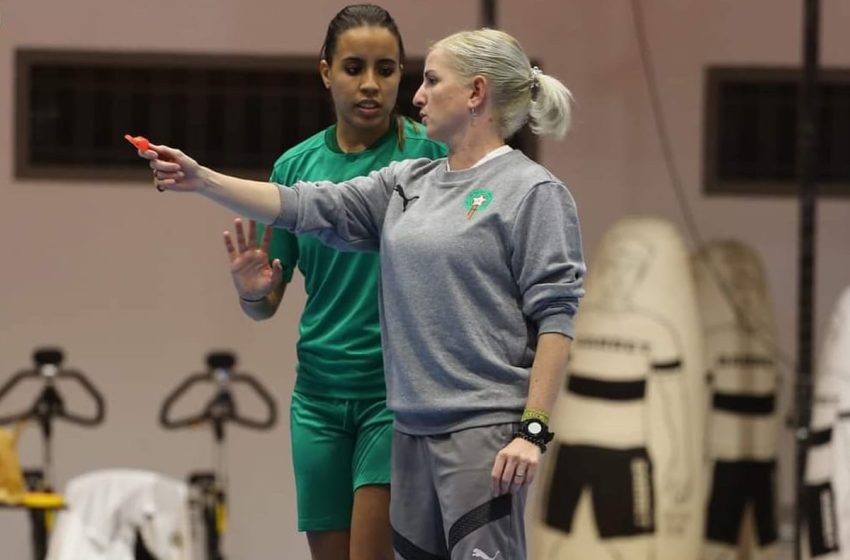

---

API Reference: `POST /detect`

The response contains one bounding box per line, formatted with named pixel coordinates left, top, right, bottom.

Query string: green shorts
left=290, top=390, right=393, bottom=532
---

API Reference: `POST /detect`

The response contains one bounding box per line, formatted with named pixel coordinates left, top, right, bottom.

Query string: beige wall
left=1, top=1, right=848, bottom=558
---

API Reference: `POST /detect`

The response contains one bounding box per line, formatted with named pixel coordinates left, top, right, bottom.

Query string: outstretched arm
left=142, top=143, right=393, bottom=252
left=142, top=144, right=281, bottom=224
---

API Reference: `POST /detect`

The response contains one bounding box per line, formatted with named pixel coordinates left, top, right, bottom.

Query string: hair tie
left=530, top=65, right=542, bottom=99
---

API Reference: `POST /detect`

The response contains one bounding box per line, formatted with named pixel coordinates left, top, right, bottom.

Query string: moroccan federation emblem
left=465, top=189, right=493, bottom=219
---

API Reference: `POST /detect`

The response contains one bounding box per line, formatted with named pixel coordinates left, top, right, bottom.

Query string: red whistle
left=124, top=134, right=150, bottom=152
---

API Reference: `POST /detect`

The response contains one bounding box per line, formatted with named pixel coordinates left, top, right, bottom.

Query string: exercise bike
left=0, top=348, right=105, bottom=560
left=159, top=351, right=277, bottom=560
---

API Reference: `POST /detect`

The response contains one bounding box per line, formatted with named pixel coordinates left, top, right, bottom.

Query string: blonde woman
left=142, top=28, right=584, bottom=560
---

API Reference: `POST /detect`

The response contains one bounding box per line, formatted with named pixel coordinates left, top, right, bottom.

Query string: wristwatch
left=514, top=418, right=555, bottom=453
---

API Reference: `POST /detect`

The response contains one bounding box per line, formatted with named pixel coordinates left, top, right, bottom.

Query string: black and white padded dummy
left=803, top=286, right=850, bottom=560
left=694, top=240, right=781, bottom=560
left=532, top=216, right=705, bottom=560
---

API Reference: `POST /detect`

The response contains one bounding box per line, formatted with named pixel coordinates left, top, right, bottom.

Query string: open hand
left=224, top=218, right=283, bottom=301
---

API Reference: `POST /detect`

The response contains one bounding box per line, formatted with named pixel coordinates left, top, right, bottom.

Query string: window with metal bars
left=15, top=49, right=537, bottom=183
left=704, top=66, right=850, bottom=197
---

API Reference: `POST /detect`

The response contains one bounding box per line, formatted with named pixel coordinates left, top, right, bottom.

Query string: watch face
left=527, top=421, right=543, bottom=436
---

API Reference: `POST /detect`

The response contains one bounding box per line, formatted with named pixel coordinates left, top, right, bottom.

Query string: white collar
left=446, top=145, right=513, bottom=171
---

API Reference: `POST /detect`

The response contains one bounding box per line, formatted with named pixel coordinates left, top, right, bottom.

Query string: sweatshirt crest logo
left=465, top=189, right=493, bottom=219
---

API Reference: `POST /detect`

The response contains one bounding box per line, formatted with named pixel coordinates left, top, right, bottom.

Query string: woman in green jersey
left=220, top=5, right=444, bottom=560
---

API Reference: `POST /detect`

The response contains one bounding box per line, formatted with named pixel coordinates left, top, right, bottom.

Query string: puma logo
left=472, top=548, right=500, bottom=560
left=394, top=184, right=419, bottom=212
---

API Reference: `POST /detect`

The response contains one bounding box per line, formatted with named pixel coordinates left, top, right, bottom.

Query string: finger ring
left=514, top=473, right=525, bottom=478
left=153, top=178, right=165, bottom=192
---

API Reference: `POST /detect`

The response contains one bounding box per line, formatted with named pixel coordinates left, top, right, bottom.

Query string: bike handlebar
left=159, top=352, right=277, bottom=434
left=0, top=349, right=106, bottom=428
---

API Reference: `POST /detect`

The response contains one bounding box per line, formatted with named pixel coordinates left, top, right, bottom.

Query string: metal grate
left=704, top=67, right=850, bottom=197
left=15, top=50, right=424, bottom=182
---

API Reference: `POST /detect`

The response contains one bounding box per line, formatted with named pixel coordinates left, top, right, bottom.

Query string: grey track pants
left=391, top=423, right=528, bottom=560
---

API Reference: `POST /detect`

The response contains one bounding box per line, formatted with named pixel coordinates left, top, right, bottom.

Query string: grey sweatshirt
left=273, top=149, right=585, bottom=435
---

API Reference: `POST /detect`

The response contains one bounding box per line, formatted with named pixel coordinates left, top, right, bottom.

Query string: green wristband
left=521, top=408, right=549, bottom=425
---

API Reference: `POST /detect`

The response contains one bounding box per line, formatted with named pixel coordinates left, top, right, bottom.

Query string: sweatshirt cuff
left=271, top=184, right=298, bottom=230
left=537, top=312, right=576, bottom=340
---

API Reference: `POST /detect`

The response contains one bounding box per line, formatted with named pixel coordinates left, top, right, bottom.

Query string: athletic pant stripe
left=391, top=528, right=448, bottom=560
left=447, top=494, right=512, bottom=552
